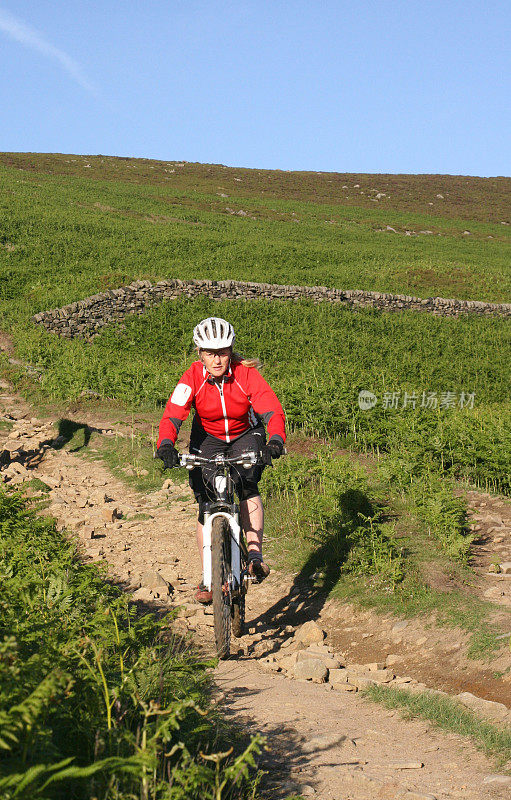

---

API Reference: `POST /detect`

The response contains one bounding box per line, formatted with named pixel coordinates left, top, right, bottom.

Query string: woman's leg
left=240, top=494, right=264, bottom=557
left=230, top=426, right=265, bottom=558
left=198, top=493, right=264, bottom=579
left=196, top=519, right=204, bottom=567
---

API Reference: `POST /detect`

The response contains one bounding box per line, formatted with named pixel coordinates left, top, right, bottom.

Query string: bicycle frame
left=180, top=451, right=259, bottom=592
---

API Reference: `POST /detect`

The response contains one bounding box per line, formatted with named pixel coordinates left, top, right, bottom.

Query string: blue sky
left=0, top=1, right=509, bottom=175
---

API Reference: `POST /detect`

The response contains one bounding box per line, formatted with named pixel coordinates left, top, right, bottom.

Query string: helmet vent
left=193, top=317, right=235, bottom=349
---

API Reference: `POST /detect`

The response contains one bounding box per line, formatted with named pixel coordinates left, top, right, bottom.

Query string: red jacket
left=158, top=360, right=286, bottom=447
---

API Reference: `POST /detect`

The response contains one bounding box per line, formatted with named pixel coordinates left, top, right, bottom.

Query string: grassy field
left=7, top=296, right=510, bottom=496
left=1, top=152, right=510, bottom=223
left=1, top=154, right=509, bottom=496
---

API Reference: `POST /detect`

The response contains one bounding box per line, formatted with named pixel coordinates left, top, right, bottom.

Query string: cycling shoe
left=248, top=557, right=270, bottom=583
left=194, top=582, right=213, bottom=604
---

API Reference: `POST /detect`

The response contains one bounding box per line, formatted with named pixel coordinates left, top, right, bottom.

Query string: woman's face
left=200, top=347, right=231, bottom=378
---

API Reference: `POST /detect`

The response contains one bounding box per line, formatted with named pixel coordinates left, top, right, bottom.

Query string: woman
left=156, top=316, right=286, bottom=603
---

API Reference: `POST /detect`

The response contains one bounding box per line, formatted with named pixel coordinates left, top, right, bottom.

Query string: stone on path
left=456, top=692, right=510, bottom=722
left=345, top=770, right=437, bottom=799
left=296, top=650, right=342, bottom=670
left=252, top=640, right=273, bottom=658
left=174, top=605, right=196, bottom=618
left=295, top=620, right=325, bottom=645
left=301, top=732, right=347, bottom=753
left=140, top=570, right=169, bottom=592
left=276, top=652, right=298, bottom=672
left=66, top=516, right=88, bottom=532
left=365, top=668, right=395, bottom=683
left=392, top=620, right=409, bottom=637
left=328, top=668, right=348, bottom=686
left=156, top=565, right=179, bottom=584
left=131, top=587, right=154, bottom=603
left=292, top=658, right=328, bottom=683
left=257, top=656, right=281, bottom=673
left=345, top=671, right=377, bottom=690
left=482, top=774, right=511, bottom=786
left=323, top=655, right=342, bottom=669
left=102, top=507, right=118, bottom=523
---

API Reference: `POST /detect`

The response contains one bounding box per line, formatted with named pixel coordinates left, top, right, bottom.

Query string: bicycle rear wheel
left=211, top=515, right=232, bottom=658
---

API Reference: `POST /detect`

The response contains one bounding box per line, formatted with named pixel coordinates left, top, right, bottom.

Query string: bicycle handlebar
left=155, top=447, right=287, bottom=471
left=179, top=450, right=262, bottom=470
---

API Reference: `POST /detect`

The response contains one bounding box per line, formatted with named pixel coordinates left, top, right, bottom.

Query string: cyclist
left=156, top=316, right=286, bottom=604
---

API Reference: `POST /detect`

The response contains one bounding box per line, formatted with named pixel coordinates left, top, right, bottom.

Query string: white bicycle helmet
left=193, top=317, right=235, bottom=349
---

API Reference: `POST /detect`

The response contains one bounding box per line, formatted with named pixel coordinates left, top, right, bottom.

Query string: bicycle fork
left=202, top=511, right=242, bottom=592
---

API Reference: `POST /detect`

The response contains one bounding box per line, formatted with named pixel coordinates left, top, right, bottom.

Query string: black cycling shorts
left=188, top=416, right=266, bottom=523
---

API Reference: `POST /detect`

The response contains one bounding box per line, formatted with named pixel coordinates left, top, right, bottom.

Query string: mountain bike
left=180, top=450, right=264, bottom=658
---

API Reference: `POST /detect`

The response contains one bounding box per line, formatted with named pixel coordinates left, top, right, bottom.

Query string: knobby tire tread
left=211, top=516, right=231, bottom=659
left=232, top=594, right=245, bottom=638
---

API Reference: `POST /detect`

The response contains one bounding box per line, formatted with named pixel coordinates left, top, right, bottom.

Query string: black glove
left=156, top=443, right=179, bottom=469
left=261, top=438, right=284, bottom=466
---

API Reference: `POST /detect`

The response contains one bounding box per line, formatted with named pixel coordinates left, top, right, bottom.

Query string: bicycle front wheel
left=211, top=515, right=232, bottom=659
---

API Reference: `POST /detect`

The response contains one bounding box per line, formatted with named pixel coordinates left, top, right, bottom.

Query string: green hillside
left=1, top=152, right=510, bottom=308
left=0, top=152, right=510, bottom=498
left=2, top=151, right=510, bottom=222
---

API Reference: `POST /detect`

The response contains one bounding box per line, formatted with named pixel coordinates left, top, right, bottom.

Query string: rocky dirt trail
left=1, top=386, right=510, bottom=799
left=466, top=489, right=511, bottom=606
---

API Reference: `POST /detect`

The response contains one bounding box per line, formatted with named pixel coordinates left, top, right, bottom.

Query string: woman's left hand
left=262, top=438, right=284, bottom=465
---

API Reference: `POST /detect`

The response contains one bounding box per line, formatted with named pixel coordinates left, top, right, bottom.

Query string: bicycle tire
left=231, top=593, right=245, bottom=638
left=211, top=515, right=231, bottom=659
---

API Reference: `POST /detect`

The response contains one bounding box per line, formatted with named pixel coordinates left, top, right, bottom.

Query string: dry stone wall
left=32, top=278, right=511, bottom=340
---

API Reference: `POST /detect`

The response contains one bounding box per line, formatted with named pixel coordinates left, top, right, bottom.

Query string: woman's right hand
left=156, top=443, right=180, bottom=469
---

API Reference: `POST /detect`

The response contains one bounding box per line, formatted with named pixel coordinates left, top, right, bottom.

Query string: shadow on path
left=214, top=664, right=349, bottom=799
left=245, top=488, right=393, bottom=657
left=3, top=418, right=106, bottom=471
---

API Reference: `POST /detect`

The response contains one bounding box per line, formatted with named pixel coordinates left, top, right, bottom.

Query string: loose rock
left=140, top=570, right=169, bottom=592
left=482, top=774, right=511, bottom=786
left=301, top=733, right=347, bottom=753
left=292, top=658, right=328, bottom=683
left=456, top=692, right=510, bottom=722
left=295, top=620, right=325, bottom=645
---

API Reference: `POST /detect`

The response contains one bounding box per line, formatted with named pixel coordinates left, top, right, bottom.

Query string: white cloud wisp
left=0, top=7, right=97, bottom=95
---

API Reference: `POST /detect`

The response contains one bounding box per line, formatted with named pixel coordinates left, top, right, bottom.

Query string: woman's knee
left=196, top=496, right=206, bottom=524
